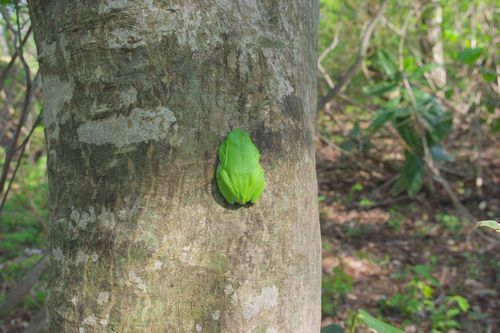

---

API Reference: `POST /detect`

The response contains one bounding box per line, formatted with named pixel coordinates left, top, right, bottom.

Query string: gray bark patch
left=42, top=75, right=75, bottom=140
left=77, top=107, right=177, bottom=147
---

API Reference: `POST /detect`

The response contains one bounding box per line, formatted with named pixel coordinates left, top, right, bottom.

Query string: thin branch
left=318, top=25, right=340, bottom=64
left=318, top=27, right=340, bottom=89
left=0, top=71, right=36, bottom=198
left=0, top=25, right=32, bottom=92
left=0, top=104, right=42, bottom=214
left=381, top=16, right=404, bottom=36
left=318, top=0, right=389, bottom=112
left=318, top=63, right=335, bottom=89
left=0, top=3, right=34, bottom=197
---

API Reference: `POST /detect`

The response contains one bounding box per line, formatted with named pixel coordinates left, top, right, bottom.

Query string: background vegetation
left=0, top=0, right=498, bottom=332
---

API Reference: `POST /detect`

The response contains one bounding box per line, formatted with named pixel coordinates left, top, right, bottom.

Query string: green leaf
left=394, top=153, right=424, bottom=196
left=491, top=119, right=500, bottom=134
left=450, top=295, right=470, bottom=312
left=477, top=220, right=500, bottom=233
left=359, top=198, right=376, bottom=208
left=419, top=99, right=453, bottom=147
left=430, top=145, right=454, bottom=162
left=481, top=70, right=498, bottom=82
left=358, top=309, right=403, bottom=333
left=457, top=48, right=484, bottom=65
left=368, top=108, right=396, bottom=133
left=412, top=63, right=442, bottom=78
left=444, top=29, right=459, bottom=42
left=413, top=264, right=435, bottom=281
left=321, top=324, right=345, bottom=333
left=368, top=97, right=408, bottom=134
left=446, top=308, right=461, bottom=318
left=443, top=320, right=459, bottom=328
left=363, top=82, right=398, bottom=96
left=377, top=50, right=397, bottom=77
left=393, top=117, right=422, bottom=151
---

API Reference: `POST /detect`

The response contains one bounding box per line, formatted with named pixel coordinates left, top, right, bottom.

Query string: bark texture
left=28, top=1, right=321, bottom=332
left=422, top=0, right=446, bottom=89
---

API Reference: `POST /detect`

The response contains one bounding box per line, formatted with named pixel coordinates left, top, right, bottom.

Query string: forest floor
left=317, top=112, right=500, bottom=333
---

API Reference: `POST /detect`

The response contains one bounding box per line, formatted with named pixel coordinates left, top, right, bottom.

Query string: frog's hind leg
left=249, top=169, right=265, bottom=204
left=216, top=167, right=238, bottom=204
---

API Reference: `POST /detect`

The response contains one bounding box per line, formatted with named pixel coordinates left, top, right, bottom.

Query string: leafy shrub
left=322, top=265, right=353, bottom=317
left=381, top=265, right=470, bottom=332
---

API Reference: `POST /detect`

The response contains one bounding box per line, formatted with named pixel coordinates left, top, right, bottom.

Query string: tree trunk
left=28, top=1, right=321, bottom=332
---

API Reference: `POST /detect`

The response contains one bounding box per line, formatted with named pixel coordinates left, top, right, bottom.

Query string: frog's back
left=218, top=129, right=263, bottom=203
left=223, top=129, right=260, bottom=172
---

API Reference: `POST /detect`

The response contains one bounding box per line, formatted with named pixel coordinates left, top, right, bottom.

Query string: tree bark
left=421, top=0, right=447, bottom=89
left=28, top=1, right=321, bottom=332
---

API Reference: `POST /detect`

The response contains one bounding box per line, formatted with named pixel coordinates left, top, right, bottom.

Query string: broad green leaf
left=363, top=82, right=398, bottom=96
left=457, top=48, right=484, bottom=65
left=412, top=63, right=442, bottom=78
left=481, top=70, right=497, bottom=82
left=491, top=119, right=500, bottom=134
left=450, top=295, right=470, bottom=312
left=321, top=324, right=345, bottom=333
left=358, top=309, right=403, bottom=333
left=421, top=100, right=453, bottom=146
left=446, top=308, right=461, bottom=318
left=430, top=145, right=454, bottom=161
left=477, top=220, right=500, bottom=233
left=369, top=98, right=411, bottom=134
left=393, top=117, right=422, bottom=151
left=377, top=50, right=397, bottom=77
left=444, top=29, right=459, bottom=42
left=368, top=108, right=396, bottom=133
left=413, top=264, right=431, bottom=276
left=359, top=198, right=376, bottom=208
left=442, top=320, right=459, bottom=328
left=394, top=153, right=424, bottom=196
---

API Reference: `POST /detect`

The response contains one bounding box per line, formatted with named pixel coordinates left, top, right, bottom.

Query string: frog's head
left=227, top=128, right=251, bottom=141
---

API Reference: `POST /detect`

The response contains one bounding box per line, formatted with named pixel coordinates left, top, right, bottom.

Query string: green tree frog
left=216, top=129, right=265, bottom=205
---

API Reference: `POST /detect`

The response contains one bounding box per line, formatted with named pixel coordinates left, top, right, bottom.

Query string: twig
left=318, top=0, right=389, bottom=111
left=319, top=133, right=397, bottom=177
left=0, top=3, right=35, bottom=198
left=318, top=27, right=340, bottom=89
left=319, top=134, right=343, bottom=152
left=318, top=62, right=335, bottom=89
left=318, top=25, right=340, bottom=64
left=369, top=175, right=399, bottom=197
left=0, top=26, right=32, bottom=93
left=0, top=104, right=42, bottom=214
